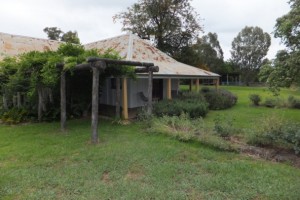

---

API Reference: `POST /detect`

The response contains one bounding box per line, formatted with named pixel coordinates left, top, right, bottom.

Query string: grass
left=1, top=119, right=300, bottom=199
left=183, top=85, right=300, bottom=129
left=1, top=86, right=300, bottom=199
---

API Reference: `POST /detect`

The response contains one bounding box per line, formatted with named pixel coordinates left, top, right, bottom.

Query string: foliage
left=148, top=113, right=236, bottom=151
left=44, top=27, right=80, bottom=44
left=263, top=98, right=277, bottom=108
left=43, top=27, right=63, bottom=40
left=114, top=0, right=202, bottom=56
left=1, top=107, right=29, bottom=124
left=287, top=95, right=300, bottom=108
left=201, top=88, right=237, bottom=110
left=153, top=92, right=209, bottom=118
left=213, top=115, right=236, bottom=138
left=261, top=50, right=300, bottom=94
left=274, top=0, right=300, bottom=50
left=247, top=114, right=300, bottom=154
left=249, top=94, right=261, bottom=106
left=231, top=26, right=271, bottom=85
left=0, top=43, right=130, bottom=122
left=265, top=0, right=300, bottom=90
left=177, top=32, right=224, bottom=73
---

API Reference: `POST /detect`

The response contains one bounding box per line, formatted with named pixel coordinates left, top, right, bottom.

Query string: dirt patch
left=101, top=171, right=111, bottom=184
left=230, top=137, right=300, bottom=168
left=125, top=165, right=145, bottom=181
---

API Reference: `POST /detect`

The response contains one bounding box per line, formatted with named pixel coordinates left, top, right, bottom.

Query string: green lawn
left=1, top=86, right=300, bottom=199
left=185, top=86, right=300, bottom=129
left=1, top=119, right=300, bottom=199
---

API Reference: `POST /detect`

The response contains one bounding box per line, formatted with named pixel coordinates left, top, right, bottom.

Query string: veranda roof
left=85, top=33, right=220, bottom=79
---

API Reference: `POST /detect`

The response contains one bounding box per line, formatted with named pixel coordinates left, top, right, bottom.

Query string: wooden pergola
left=59, top=58, right=159, bottom=144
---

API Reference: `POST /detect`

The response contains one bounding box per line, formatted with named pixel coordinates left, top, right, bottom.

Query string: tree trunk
left=91, top=67, right=100, bottom=144
left=60, top=72, right=66, bottom=131
left=12, top=95, right=17, bottom=107
left=2, top=94, right=8, bottom=110
left=17, top=92, right=22, bottom=108
left=115, top=77, right=121, bottom=119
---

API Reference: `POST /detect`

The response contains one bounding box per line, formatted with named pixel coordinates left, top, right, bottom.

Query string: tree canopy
left=43, top=27, right=80, bottom=44
left=231, top=26, right=271, bottom=85
left=274, top=0, right=300, bottom=50
left=177, top=32, right=224, bottom=73
left=114, top=0, right=202, bottom=56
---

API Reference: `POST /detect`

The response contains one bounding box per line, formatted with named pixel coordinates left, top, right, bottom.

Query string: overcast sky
left=0, top=0, right=291, bottom=60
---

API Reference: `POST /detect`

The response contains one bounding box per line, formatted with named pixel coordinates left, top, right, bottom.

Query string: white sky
left=0, top=0, right=291, bottom=60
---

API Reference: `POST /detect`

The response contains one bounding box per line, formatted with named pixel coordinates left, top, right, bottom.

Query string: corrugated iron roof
left=85, top=33, right=220, bottom=78
left=0, top=32, right=62, bottom=60
left=0, top=32, right=219, bottom=78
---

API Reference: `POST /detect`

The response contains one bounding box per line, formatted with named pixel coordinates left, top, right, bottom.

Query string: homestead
left=0, top=32, right=220, bottom=119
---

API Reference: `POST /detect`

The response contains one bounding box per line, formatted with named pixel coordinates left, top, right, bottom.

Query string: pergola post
left=147, top=70, right=153, bottom=114
left=167, top=78, right=172, bottom=100
left=122, top=77, right=128, bottom=120
left=195, top=79, right=200, bottom=92
left=60, top=71, right=66, bottom=132
left=91, top=66, right=100, bottom=144
left=115, top=77, right=121, bottom=119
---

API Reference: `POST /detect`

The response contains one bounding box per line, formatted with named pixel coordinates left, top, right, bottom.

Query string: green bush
left=153, top=92, right=209, bottom=118
left=249, top=94, right=261, bottom=106
left=202, top=88, right=238, bottom=110
left=213, top=115, right=236, bottom=138
left=263, top=98, right=277, bottom=108
left=1, top=107, right=29, bottom=124
left=148, top=113, right=236, bottom=151
left=287, top=95, right=300, bottom=109
left=247, top=115, right=300, bottom=154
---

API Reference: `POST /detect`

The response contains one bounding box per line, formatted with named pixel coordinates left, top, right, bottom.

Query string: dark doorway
left=152, top=79, right=163, bottom=100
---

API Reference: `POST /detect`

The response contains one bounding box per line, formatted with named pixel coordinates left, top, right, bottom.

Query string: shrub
left=153, top=93, right=209, bottom=118
left=263, top=98, right=277, bottom=108
left=1, top=107, right=29, bottom=124
left=213, top=115, right=236, bottom=138
left=148, top=113, right=236, bottom=151
left=287, top=95, right=300, bottom=109
left=247, top=114, right=300, bottom=154
left=202, top=88, right=237, bottom=110
left=249, top=94, right=261, bottom=106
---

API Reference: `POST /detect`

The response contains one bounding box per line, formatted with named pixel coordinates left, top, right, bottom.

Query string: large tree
left=231, top=26, right=271, bottom=85
left=177, top=32, right=224, bottom=72
left=114, top=0, right=202, bottom=56
left=270, top=0, right=300, bottom=89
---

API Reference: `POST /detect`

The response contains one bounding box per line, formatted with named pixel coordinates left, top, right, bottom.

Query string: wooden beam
left=91, top=66, right=100, bottom=144
left=122, top=77, right=128, bottom=120
left=167, top=78, right=172, bottom=100
left=147, top=71, right=153, bottom=115
left=60, top=71, right=66, bottom=132
left=135, top=66, right=159, bottom=73
left=74, top=63, right=91, bottom=70
left=88, top=57, right=154, bottom=67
